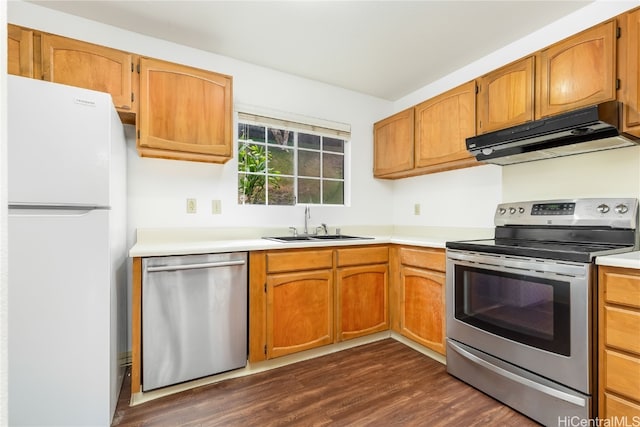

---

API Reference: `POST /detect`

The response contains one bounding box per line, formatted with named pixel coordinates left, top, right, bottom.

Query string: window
left=237, top=112, right=349, bottom=206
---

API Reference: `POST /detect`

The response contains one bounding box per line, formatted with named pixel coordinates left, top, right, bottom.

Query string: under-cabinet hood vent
left=466, top=101, right=640, bottom=166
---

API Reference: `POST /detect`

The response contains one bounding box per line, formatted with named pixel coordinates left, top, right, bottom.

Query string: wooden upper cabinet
left=618, top=8, right=640, bottom=137
left=414, top=80, right=476, bottom=168
left=373, top=107, right=414, bottom=177
left=538, top=20, right=617, bottom=118
left=8, top=24, right=33, bottom=78
left=41, top=34, right=135, bottom=113
left=138, top=57, right=233, bottom=163
left=477, top=56, right=535, bottom=134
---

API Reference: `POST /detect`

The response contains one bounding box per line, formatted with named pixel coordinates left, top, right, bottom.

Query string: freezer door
left=7, top=76, right=112, bottom=206
left=8, top=208, right=113, bottom=426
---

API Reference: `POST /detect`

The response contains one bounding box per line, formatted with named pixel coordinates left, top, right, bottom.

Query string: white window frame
left=237, top=107, right=351, bottom=207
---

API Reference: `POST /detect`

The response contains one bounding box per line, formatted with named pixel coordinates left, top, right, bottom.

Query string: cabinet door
left=41, top=34, right=134, bottom=112
left=414, top=80, right=476, bottom=168
left=267, top=270, right=333, bottom=358
left=598, top=266, right=640, bottom=419
left=8, top=24, right=33, bottom=78
left=138, top=57, right=233, bottom=163
left=373, top=107, right=414, bottom=177
left=619, top=9, right=640, bottom=137
left=336, top=264, right=389, bottom=341
left=400, top=266, right=446, bottom=355
left=477, top=56, right=535, bottom=134
left=538, top=20, right=616, bottom=118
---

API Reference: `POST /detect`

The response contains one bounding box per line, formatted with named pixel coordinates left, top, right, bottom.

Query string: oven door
left=446, top=248, right=592, bottom=394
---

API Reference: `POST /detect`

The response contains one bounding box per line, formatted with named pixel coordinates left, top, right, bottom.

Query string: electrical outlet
left=212, top=199, right=222, bottom=215
left=414, top=203, right=421, bottom=215
left=186, top=198, right=197, bottom=214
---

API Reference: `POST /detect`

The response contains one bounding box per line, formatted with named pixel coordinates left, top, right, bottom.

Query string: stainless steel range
left=445, top=198, right=639, bottom=426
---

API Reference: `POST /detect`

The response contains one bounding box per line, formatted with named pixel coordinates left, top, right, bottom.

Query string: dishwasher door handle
left=146, top=259, right=246, bottom=273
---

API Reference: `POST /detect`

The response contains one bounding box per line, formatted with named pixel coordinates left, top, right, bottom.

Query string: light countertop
left=129, top=225, right=494, bottom=258
left=596, top=251, right=640, bottom=269
left=129, top=227, right=640, bottom=271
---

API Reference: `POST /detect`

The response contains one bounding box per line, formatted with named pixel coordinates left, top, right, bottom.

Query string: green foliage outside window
left=237, top=120, right=346, bottom=206
left=237, top=143, right=281, bottom=204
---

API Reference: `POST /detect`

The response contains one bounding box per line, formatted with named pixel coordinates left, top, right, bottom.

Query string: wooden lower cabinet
left=267, top=269, right=334, bottom=358
left=251, top=246, right=391, bottom=361
left=397, top=247, right=446, bottom=355
left=263, top=248, right=334, bottom=359
left=336, top=246, right=389, bottom=341
left=598, top=266, right=640, bottom=420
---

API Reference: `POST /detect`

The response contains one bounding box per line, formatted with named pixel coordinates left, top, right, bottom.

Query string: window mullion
left=319, top=137, right=324, bottom=204
left=293, top=131, right=299, bottom=205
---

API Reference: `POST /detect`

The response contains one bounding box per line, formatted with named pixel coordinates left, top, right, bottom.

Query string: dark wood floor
left=112, top=339, right=539, bottom=426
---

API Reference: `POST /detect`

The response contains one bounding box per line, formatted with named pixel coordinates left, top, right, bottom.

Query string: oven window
left=454, top=265, right=570, bottom=356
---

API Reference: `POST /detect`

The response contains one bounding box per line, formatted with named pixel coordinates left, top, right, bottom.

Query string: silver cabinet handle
left=146, top=260, right=246, bottom=273
left=448, top=340, right=586, bottom=407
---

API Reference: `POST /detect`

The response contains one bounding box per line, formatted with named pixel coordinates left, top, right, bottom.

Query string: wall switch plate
left=414, top=203, right=421, bottom=215
left=186, top=198, right=197, bottom=214
left=212, top=199, right=222, bottom=215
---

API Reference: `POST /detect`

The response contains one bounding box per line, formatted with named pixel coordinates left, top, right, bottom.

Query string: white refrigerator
left=7, top=75, right=127, bottom=426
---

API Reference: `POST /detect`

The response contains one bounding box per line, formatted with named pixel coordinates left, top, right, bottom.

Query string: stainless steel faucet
left=303, top=205, right=310, bottom=235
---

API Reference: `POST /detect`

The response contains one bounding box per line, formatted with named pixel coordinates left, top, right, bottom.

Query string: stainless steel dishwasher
left=142, top=252, right=248, bottom=391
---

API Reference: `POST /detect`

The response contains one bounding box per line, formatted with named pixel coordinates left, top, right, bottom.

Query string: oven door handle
left=448, top=340, right=587, bottom=407
left=447, top=250, right=587, bottom=277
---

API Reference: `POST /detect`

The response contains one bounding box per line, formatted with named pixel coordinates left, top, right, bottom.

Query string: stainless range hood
left=466, top=101, right=640, bottom=165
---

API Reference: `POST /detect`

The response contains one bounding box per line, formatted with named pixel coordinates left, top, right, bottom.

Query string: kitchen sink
left=310, top=234, right=368, bottom=240
left=263, top=235, right=313, bottom=242
left=263, top=234, right=372, bottom=243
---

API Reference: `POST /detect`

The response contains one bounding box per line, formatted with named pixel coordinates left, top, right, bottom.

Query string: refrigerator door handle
left=9, top=203, right=108, bottom=210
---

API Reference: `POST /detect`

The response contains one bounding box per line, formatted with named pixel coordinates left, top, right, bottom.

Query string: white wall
left=10, top=0, right=640, bottom=237
left=391, top=165, right=502, bottom=229
left=391, top=0, right=640, bottom=229
left=8, top=1, right=395, bottom=244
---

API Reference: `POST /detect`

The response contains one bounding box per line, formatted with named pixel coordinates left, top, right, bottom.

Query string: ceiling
left=28, top=1, right=594, bottom=101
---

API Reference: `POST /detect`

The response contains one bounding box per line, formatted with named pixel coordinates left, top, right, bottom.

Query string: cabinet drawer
left=267, top=250, right=333, bottom=273
left=336, top=246, right=388, bottom=267
left=602, top=270, right=640, bottom=309
left=604, top=349, right=640, bottom=402
left=603, top=392, right=640, bottom=419
left=399, top=247, right=445, bottom=272
left=605, top=306, right=640, bottom=355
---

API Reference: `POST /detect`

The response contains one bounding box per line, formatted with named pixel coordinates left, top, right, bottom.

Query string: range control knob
left=518, top=207, right=525, bottom=214
left=509, top=207, right=516, bottom=214
left=597, top=204, right=610, bottom=214
left=498, top=208, right=507, bottom=215
left=615, top=204, right=629, bottom=214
